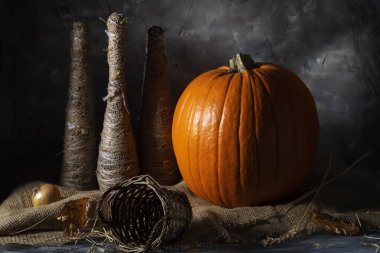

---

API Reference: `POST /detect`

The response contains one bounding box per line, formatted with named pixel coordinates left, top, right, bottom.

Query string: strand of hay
left=261, top=151, right=372, bottom=246
left=256, top=150, right=373, bottom=222
left=61, top=20, right=97, bottom=190
left=139, top=26, right=181, bottom=185
left=261, top=152, right=333, bottom=246
left=96, top=13, right=140, bottom=192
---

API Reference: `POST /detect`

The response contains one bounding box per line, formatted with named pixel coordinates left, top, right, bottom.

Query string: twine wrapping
left=97, top=175, right=192, bottom=253
left=60, top=20, right=97, bottom=190
left=96, top=13, right=140, bottom=192
left=139, top=26, right=181, bottom=185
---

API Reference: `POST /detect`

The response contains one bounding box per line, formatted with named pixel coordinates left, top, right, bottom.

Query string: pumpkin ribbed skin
left=172, top=63, right=319, bottom=208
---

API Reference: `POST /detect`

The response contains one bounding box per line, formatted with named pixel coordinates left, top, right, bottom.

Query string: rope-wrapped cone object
left=96, top=13, right=140, bottom=192
left=97, top=175, right=192, bottom=253
left=60, top=20, right=97, bottom=190
left=139, top=26, right=181, bottom=185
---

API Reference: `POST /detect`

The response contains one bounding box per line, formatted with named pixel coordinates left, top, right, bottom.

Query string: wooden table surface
left=1, top=231, right=379, bottom=253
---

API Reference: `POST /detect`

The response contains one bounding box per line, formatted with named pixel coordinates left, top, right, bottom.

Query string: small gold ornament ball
left=32, top=183, right=62, bottom=207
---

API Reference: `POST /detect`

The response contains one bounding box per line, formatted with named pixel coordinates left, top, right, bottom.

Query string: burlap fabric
left=0, top=154, right=379, bottom=248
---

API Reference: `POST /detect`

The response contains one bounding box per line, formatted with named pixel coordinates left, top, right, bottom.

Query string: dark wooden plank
left=1, top=231, right=379, bottom=252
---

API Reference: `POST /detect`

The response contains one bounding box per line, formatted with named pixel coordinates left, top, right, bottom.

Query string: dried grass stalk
left=310, top=209, right=361, bottom=236
left=96, top=13, right=140, bottom=192
left=61, top=20, right=97, bottom=190
left=139, top=26, right=181, bottom=185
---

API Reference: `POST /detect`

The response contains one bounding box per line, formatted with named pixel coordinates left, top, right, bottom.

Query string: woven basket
left=97, top=175, right=192, bottom=252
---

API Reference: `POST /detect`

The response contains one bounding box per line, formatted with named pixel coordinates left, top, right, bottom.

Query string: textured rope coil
left=60, top=20, right=97, bottom=190
left=97, top=175, right=192, bottom=253
left=96, top=13, right=140, bottom=192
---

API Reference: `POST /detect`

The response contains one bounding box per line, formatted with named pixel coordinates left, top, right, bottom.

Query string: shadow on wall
left=0, top=0, right=379, bottom=199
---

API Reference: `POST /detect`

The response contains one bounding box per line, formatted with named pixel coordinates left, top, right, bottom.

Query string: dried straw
left=139, top=26, right=181, bottom=185
left=61, top=20, right=97, bottom=190
left=96, top=13, right=140, bottom=192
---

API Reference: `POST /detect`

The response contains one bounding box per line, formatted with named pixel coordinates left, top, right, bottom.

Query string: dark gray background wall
left=0, top=0, right=379, bottom=200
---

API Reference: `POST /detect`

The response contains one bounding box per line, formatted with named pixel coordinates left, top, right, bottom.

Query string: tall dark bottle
left=139, top=26, right=181, bottom=185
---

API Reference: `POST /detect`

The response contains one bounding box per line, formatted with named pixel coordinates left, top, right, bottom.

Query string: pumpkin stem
left=229, top=53, right=256, bottom=72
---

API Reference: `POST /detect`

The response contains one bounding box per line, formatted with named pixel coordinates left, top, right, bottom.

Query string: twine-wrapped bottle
left=139, top=26, right=181, bottom=185
left=60, top=21, right=97, bottom=190
left=96, top=13, right=140, bottom=192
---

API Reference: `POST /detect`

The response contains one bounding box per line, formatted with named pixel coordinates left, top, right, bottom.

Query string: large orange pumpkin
left=172, top=54, right=319, bottom=208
